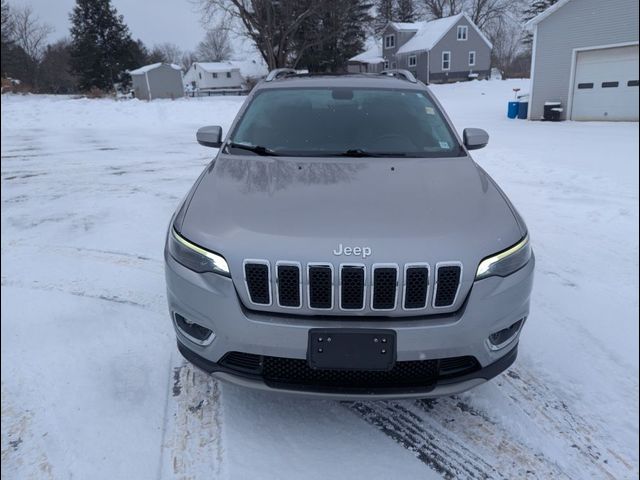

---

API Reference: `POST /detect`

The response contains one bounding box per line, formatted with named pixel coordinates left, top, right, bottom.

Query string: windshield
left=228, top=87, right=463, bottom=157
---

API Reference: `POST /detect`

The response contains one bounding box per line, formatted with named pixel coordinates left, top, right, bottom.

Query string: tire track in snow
left=159, top=361, right=225, bottom=480
left=347, top=365, right=632, bottom=479
left=499, top=368, right=629, bottom=479
left=345, top=400, right=506, bottom=479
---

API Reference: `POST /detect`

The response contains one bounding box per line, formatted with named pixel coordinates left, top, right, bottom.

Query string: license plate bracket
left=307, top=329, right=396, bottom=371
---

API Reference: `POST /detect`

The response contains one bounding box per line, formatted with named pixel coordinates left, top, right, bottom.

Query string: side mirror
left=196, top=126, right=223, bottom=148
left=463, top=128, right=489, bottom=150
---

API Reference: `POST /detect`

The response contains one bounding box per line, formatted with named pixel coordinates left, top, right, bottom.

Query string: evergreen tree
left=396, top=0, right=416, bottom=22
left=296, top=1, right=373, bottom=73
left=522, top=0, right=558, bottom=45
left=69, top=0, right=137, bottom=91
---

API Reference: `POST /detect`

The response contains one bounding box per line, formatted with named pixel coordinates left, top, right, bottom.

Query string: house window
left=442, top=51, right=451, bottom=70
left=226, top=72, right=231, bottom=78
left=212, top=73, right=218, bottom=79
left=198, top=72, right=202, bottom=79
left=468, top=51, right=476, bottom=66
left=408, top=55, right=417, bottom=67
left=391, top=62, right=397, bottom=69
left=457, top=25, right=468, bottom=40
left=384, top=34, right=395, bottom=49
left=384, top=60, right=389, bottom=69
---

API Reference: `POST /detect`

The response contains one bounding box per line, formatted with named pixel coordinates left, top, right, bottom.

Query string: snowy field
left=1, top=79, right=638, bottom=479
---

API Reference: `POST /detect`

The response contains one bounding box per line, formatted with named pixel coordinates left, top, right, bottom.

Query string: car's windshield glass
left=228, top=87, right=463, bottom=157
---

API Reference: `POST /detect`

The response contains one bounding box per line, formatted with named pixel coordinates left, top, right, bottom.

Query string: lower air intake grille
left=218, top=352, right=481, bottom=392
left=404, top=266, right=429, bottom=309
left=244, top=263, right=270, bottom=305
left=434, top=265, right=461, bottom=307
left=308, top=265, right=332, bottom=309
left=277, top=264, right=301, bottom=307
left=263, top=356, right=439, bottom=389
left=340, top=266, right=365, bottom=310
left=372, top=267, right=397, bottom=310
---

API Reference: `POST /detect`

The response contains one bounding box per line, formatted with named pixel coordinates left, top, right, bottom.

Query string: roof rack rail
left=379, top=69, right=417, bottom=83
left=265, top=68, right=298, bottom=82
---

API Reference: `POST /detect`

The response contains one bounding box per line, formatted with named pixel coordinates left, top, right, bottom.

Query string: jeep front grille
left=242, top=260, right=463, bottom=313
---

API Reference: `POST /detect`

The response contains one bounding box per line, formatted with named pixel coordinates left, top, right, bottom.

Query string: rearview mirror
left=196, top=126, right=223, bottom=148
left=463, top=128, right=489, bottom=150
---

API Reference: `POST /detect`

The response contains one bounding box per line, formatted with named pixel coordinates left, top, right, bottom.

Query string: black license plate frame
left=307, top=329, right=396, bottom=371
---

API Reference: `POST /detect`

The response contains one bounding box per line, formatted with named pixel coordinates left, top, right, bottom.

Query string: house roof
left=194, top=62, right=241, bottom=73
left=389, top=21, right=424, bottom=31
left=129, top=63, right=182, bottom=75
left=227, top=59, right=268, bottom=79
left=395, top=13, right=492, bottom=54
left=525, top=0, right=573, bottom=27
left=349, top=44, right=384, bottom=64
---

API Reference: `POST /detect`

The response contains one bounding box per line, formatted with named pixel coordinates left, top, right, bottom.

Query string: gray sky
left=11, top=0, right=208, bottom=51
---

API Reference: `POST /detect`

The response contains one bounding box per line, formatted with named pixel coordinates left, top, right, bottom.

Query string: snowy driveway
left=2, top=80, right=638, bottom=479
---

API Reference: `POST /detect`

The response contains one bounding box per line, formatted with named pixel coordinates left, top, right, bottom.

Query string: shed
left=526, top=0, right=639, bottom=121
left=129, top=63, right=184, bottom=100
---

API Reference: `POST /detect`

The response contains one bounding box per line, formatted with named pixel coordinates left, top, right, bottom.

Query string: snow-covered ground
left=1, top=80, right=638, bottom=480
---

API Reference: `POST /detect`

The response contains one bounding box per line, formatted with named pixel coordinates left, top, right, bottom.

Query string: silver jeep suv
left=165, top=69, right=534, bottom=399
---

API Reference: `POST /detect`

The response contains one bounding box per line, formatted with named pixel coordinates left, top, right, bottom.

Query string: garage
left=570, top=45, right=639, bottom=121
left=526, top=0, right=638, bottom=121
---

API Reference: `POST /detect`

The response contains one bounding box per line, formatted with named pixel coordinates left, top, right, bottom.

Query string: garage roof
left=525, top=0, right=573, bottom=27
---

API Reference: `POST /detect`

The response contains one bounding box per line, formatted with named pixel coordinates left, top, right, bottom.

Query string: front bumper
left=177, top=339, right=518, bottom=400
left=165, top=250, right=534, bottom=398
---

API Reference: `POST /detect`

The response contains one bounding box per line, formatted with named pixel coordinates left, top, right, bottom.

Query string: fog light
left=174, top=313, right=215, bottom=345
left=487, top=319, right=524, bottom=351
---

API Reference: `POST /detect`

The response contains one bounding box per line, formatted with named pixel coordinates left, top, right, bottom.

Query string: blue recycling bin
left=507, top=101, right=519, bottom=119
left=517, top=101, right=528, bottom=119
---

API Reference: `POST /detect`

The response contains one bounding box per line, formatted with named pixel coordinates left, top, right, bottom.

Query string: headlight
left=476, top=235, right=531, bottom=280
left=168, top=228, right=230, bottom=277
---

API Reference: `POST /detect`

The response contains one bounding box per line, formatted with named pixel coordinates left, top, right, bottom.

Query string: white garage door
left=571, top=45, right=639, bottom=121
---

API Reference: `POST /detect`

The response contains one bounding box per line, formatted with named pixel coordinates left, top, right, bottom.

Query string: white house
left=184, top=62, right=244, bottom=92
left=183, top=60, right=268, bottom=94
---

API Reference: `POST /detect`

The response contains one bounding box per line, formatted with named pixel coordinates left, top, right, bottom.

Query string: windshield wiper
left=333, top=149, right=408, bottom=157
left=227, top=142, right=279, bottom=156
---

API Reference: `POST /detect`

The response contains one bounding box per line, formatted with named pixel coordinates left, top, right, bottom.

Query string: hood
left=179, top=154, right=524, bottom=313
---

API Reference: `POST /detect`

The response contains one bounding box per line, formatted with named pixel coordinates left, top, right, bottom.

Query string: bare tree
left=196, top=24, right=232, bottom=61
left=467, top=0, right=511, bottom=29
left=151, top=42, right=183, bottom=65
left=197, top=0, right=324, bottom=69
left=12, top=5, right=53, bottom=62
left=181, top=50, right=199, bottom=71
left=421, top=0, right=463, bottom=18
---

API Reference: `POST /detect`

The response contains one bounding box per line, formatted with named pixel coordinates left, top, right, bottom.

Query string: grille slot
left=403, top=265, right=429, bottom=309
left=244, top=262, right=271, bottom=305
left=434, top=264, right=462, bottom=307
left=220, top=352, right=263, bottom=373
left=340, top=266, right=365, bottom=310
left=372, top=266, right=398, bottom=310
left=277, top=263, right=301, bottom=307
left=438, top=356, right=479, bottom=377
left=308, top=265, right=333, bottom=309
